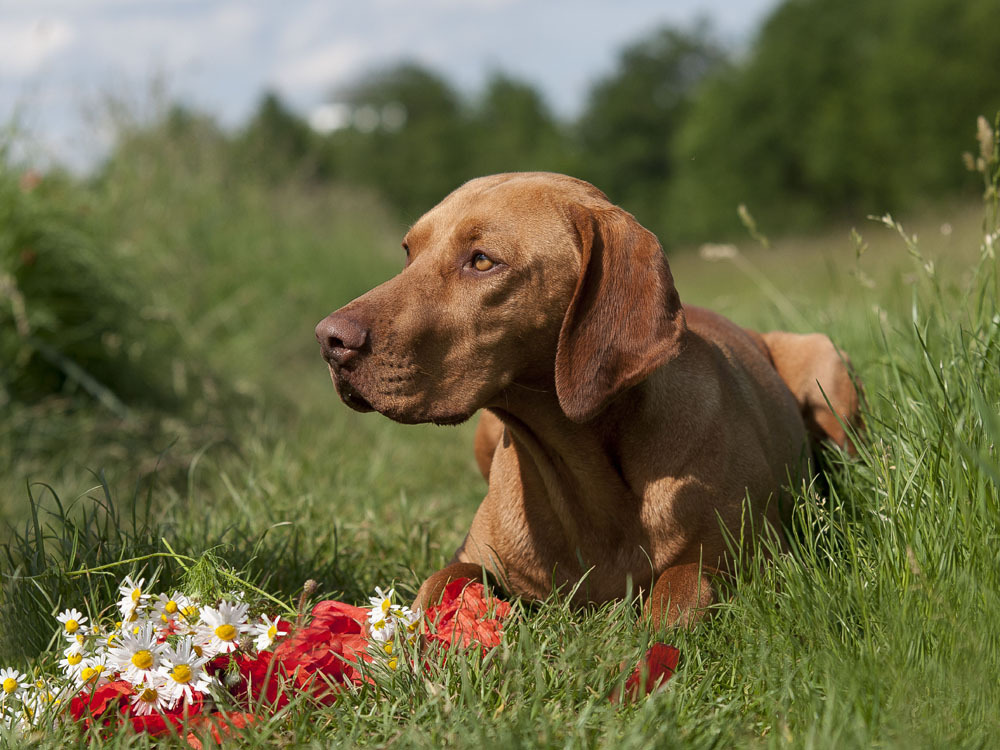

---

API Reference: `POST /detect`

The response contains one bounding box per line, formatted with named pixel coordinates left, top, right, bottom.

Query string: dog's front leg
left=645, top=563, right=718, bottom=628
left=413, top=562, right=494, bottom=612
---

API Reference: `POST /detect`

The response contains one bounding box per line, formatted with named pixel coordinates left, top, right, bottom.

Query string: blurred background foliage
left=1, top=0, right=998, bottom=502
left=260, top=0, right=998, bottom=239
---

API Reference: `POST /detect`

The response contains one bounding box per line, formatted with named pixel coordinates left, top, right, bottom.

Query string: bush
left=0, top=162, right=183, bottom=413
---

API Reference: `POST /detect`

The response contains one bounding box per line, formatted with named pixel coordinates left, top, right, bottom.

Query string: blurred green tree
left=668, top=0, right=1000, bottom=242
left=324, top=63, right=471, bottom=219
left=235, top=91, right=328, bottom=183
left=468, top=73, right=573, bottom=177
left=576, top=23, right=726, bottom=240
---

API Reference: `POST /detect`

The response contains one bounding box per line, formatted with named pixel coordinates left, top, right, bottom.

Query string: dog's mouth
left=328, top=360, right=478, bottom=426
left=336, top=379, right=375, bottom=413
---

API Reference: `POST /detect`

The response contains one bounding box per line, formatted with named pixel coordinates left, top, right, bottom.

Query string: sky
left=0, top=0, right=778, bottom=171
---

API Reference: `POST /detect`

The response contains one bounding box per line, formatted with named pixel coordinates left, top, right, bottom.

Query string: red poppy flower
left=227, top=600, right=374, bottom=707
left=423, top=578, right=512, bottom=650
left=610, top=643, right=680, bottom=703
left=129, top=712, right=184, bottom=736
left=183, top=711, right=258, bottom=748
left=69, top=680, right=132, bottom=723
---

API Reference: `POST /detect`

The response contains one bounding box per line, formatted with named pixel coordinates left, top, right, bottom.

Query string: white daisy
left=76, top=654, right=112, bottom=689
left=130, top=676, right=174, bottom=716
left=28, top=678, right=69, bottom=714
left=108, top=622, right=163, bottom=686
left=158, top=637, right=213, bottom=705
left=367, top=587, right=397, bottom=643
left=66, top=628, right=90, bottom=650
left=0, top=668, right=30, bottom=702
left=251, top=614, right=288, bottom=652
left=59, top=643, right=87, bottom=679
left=13, top=694, right=40, bottom=731
left=368, top=586, right=396, bottom=615
left=380, top=639, right=399, bottom=670
left=101, top=625, right=122, bottom=653
left=399, top=606, right=422, bottom=644
left=55, top=608, right=89, bottom=640
left=153, top=591, right=196, bottom=626
left=117, top=575, right=149, bottom=619
left=188, top=631, right=219, bottom=660
left=197, top=600, right=251, bottom=655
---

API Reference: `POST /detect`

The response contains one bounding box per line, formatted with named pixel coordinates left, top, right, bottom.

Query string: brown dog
left=315, top=173, right=859, bottom=627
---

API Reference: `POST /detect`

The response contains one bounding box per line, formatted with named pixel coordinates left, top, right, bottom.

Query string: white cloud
left=0, top=18, right=75, bottom=75
left=0, top=0, right=780, bottom=171
left=270, top=40, right=368, bottom=94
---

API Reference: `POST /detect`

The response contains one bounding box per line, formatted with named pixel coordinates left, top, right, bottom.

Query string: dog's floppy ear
left=555, top=204, right=686, bottom=423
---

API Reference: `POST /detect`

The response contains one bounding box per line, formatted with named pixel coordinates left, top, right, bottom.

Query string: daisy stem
left=65, top=551, right=196, bottom=576
left=215, top=570, right=297, bottom=618
left=64, top=548, right=296, bottom=617
left=160, top=538, right=190, bottom=570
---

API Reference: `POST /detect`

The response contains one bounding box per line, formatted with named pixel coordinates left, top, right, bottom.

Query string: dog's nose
left=315, top=313, right=368, bottom=368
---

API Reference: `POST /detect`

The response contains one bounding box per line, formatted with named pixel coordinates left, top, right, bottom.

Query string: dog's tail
left=760, top=331, right=862, bottom=455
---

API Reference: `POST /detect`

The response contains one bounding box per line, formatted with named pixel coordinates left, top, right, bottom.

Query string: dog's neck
left=485, top=349, right=712, bottom=532
left=486, top=376, right=660, bottom=534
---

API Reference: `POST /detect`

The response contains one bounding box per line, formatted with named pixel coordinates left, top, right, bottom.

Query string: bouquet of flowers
left=1, top=571, right=512, bottom=744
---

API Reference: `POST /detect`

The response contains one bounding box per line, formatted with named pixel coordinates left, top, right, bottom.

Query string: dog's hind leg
left=760, top=331, right=861, bottom=454
left=473, top=410, right=505, bottom=481
left=645, top=563, right=718, bottom=629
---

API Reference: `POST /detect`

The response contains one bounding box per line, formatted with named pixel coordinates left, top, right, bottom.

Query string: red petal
left=309, top=600, right=369, bottom=631
left=129, top=713, right=181, bottom=736
left=187, top=711, right=258, bottom=745
left=611, top=643, right=680, bottom=704
left=424, top=580, right=511, bottom=651
left=70, top=680, right=132, bottom=720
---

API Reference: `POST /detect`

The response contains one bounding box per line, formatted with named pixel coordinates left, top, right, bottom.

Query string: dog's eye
left=472, top=253, right=495, bottom=272
left=402, top=242, right=410, bottom=257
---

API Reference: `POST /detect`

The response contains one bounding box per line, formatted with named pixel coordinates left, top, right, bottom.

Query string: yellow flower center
left=131, top=650, right=154, bottom=670
left=75, top=633, right=85, bottom=644
left=388, top=657, right=398, bottom=670
left=139, top=687, right=158, bottom=703
left=165, top=600, right=178, bottom=614
left=131, top=588, right=142, bottom=603
left=192, top=644, right=203, bottom=657
left=267, top=625, right=277, bottom=640
left=67, top=652, right=83, bottom=666
left=215, top=624, right=237, bottom=642
left=161, top=613, right=169, bottom=623
left=181, top=605, right=198, bottom=618
left=383, top=641, right=393, bottom=655
left=2, top=677, right=17, bottom=694
left=381, top=599, right=391, bottom=614
left=80, top=666, right=102, bottom=683
left=171, top=664, right=193, bottom=684
left=65, top=619, right=79, bottom=633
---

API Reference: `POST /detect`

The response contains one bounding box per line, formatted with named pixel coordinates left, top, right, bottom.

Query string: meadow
left=1, top=117, right=998, bottom=747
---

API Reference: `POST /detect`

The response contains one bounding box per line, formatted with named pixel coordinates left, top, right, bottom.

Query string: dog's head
left=315, top=172, right=686, bottom=425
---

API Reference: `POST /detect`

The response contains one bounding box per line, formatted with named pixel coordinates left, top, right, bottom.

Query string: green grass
left=2, top=118, right=999, bottom=747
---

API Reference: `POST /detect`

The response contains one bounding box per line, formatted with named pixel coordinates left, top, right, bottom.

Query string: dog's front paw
left=413, top=562, right=492, bottom=612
